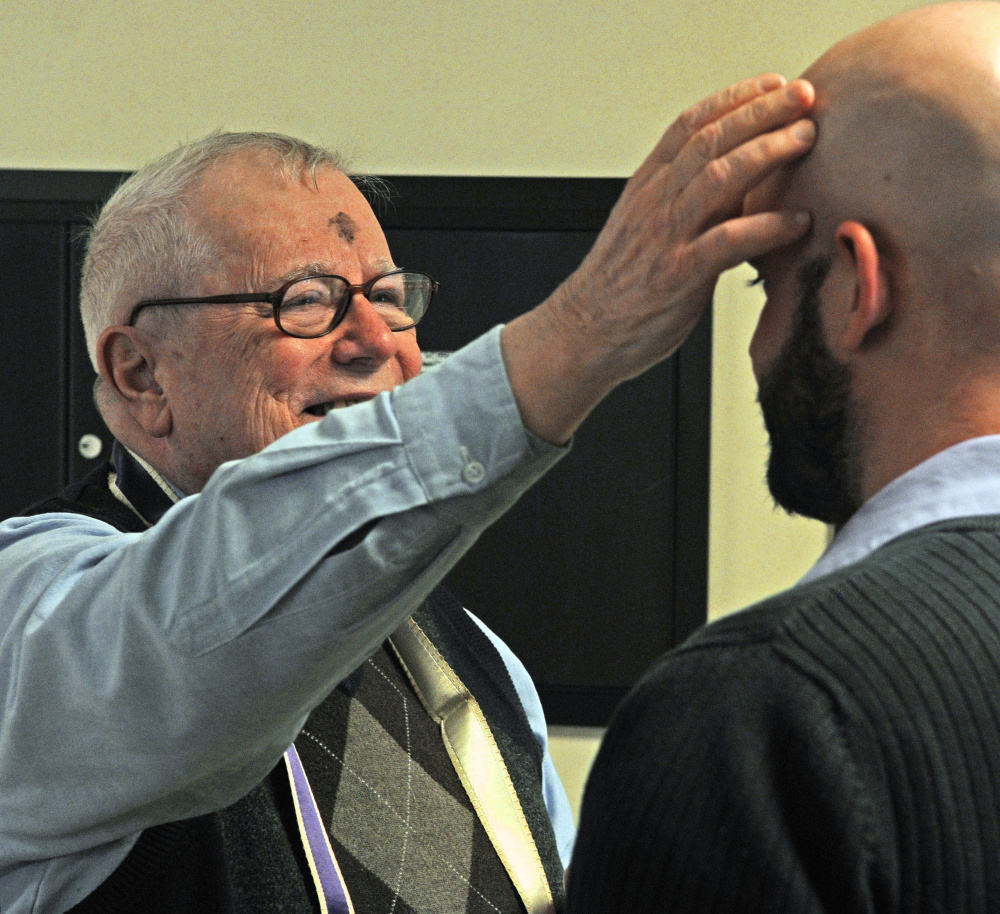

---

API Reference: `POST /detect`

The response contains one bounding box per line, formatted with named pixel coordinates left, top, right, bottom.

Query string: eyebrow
left=269, top=257, right=398, bottom=287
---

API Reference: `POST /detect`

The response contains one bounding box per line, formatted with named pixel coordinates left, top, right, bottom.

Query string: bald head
left=798, top=2, right=1000, bottom=258
left=746, top=2, right=1000, bottom=375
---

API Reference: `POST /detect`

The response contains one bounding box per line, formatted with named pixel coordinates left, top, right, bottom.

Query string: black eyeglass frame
left=126, top=268, right=439, bottom=338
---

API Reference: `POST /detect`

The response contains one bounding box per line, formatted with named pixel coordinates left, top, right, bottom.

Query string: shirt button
left=463, top=461, right=486, bottom=484
left=460, top=446, right=486, bottom=485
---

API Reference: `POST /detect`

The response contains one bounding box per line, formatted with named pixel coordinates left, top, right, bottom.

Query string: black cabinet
left=0, top=171, right=709, bottom=724
left=0, top=175, right=120, bottom=519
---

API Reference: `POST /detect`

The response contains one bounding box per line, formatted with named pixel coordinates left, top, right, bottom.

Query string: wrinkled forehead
left=192, top=154, right=392, bottom=286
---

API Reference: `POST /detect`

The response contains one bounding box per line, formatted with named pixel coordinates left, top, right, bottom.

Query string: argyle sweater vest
left=570, top=515, right=1000, bottom=914
left=27, top=454, right=564, bottom=914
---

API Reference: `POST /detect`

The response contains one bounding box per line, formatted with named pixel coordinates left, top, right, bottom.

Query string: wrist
left=499, top=287, right=617, bottom=445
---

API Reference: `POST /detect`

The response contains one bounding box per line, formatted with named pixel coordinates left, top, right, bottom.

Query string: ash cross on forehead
left=330, top=212, right=356, bottom=244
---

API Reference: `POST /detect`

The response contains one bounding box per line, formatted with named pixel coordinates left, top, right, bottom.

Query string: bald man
left=568, top=3, right=1000, bottom=912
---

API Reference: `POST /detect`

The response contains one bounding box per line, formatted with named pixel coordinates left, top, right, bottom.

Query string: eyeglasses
left=126, top=269, right=438, bottom=338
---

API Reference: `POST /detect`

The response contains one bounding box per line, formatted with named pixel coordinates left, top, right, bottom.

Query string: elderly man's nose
left=332, top=293, right=398, bottom=364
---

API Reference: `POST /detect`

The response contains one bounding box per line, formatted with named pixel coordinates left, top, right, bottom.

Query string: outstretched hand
left=501, top=75, right=816, bottom=444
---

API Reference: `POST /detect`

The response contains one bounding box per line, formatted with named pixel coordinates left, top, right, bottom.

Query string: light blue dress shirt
left=800, top=434, right=1000, bottom=585
left=0, top=327, right=574, bottom=914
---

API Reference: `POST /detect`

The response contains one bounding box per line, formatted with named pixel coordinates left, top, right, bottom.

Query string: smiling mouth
left=304, top=400, right=361, bottom=417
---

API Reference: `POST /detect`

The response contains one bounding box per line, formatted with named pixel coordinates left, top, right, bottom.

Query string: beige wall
left=0, top=0, right=936, bottom=820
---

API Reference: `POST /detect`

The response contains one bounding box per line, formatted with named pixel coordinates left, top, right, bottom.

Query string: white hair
left=79, top=131, right=352, bottom=370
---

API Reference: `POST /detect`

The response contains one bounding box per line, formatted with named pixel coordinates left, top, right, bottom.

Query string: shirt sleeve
left=466, top=610, right=577, bottom=869
left=0, top=327, right=567, bottom=907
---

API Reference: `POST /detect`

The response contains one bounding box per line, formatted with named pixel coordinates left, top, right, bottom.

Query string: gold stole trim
left=389, top=617, right=556, bottom=914
left=107, top=447, right=179, bottom=528
left=107, top=472, right=153, bottom=529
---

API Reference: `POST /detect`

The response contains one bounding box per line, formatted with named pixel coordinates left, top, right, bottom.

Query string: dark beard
left=757, top=255, right=864, bottom=526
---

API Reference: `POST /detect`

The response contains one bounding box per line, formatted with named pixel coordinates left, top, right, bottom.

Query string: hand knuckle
left=687, top=132, right=713, bottom=164
left=693, top=122, right=724, bottom=159
left=673, top=245, right=697, bottom=276
left=703, top=155, right=733, bottom=186
left=676, top=106, right=701, bottom=137
left=713, top=222, right=736, bottom=248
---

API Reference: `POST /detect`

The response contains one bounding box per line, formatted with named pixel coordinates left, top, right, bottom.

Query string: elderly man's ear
left=96, top=327, right=173, bottom=439
left=834, top=220, right=892, bottom=352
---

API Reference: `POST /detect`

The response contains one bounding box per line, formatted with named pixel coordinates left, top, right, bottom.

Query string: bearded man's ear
left=834, top=220, right=892, bottom=352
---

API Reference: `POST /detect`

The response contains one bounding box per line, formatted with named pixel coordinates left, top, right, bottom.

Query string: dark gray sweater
left=569, top=516, right=1000, bottom=913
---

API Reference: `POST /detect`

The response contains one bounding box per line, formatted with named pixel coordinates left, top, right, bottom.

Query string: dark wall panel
left=0, top=222, right=68, bottom=517
left=67, top=228, right=113, bottom=482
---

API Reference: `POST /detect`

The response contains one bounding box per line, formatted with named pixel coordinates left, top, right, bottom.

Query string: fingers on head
left=647, top=74, right=789, bottom=172
left=727, top=81, right=813, bottom=150
left=677, top=116, right=815, bottom=224
left=696, top=210, right=811, bottom=274
left=685, top=74, right=791, bottom=138
left=679, top=80, right=813, bottom=173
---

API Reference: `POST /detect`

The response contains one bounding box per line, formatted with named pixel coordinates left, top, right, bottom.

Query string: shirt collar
left=800, top=434, right=1000, bottom=585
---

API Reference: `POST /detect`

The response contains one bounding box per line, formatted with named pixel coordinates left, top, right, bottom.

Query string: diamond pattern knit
left=297, top=643, right=526, bottom=914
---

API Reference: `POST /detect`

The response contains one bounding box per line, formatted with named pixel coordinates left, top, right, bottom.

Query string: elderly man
left=567, top=3, right=1000, bottom=913
left=0, top=83, right=815, bottom=914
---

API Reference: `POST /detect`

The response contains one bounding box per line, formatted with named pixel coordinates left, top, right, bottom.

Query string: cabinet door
left=0, top=220, right=112, bottom=520
left=0, top=222, right=68, bottom=518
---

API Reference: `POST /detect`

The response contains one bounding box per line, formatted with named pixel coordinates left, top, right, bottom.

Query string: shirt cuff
left=391, top=325, right=568, bottom=509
